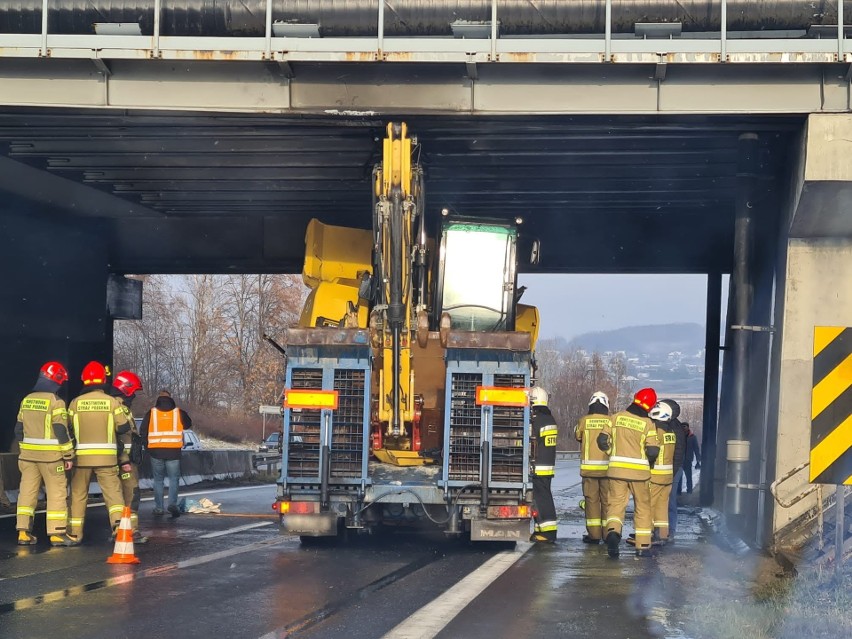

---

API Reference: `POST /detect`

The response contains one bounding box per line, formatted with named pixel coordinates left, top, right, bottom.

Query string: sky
left=517, top=273, right=724, bottom=341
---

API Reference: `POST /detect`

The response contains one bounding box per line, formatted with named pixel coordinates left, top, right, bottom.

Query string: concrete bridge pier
left=766, top=114, right=852, bottom=553
left=0, top=210, right=111, bottom=451
left=715, top=114, right=852, bottom=553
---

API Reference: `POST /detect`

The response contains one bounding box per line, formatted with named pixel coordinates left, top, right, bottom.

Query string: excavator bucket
left=373, top=448, right=433, bottom=467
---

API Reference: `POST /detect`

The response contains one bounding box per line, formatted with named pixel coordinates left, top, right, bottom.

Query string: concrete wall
left=0, top=211, right=110, bottom=451
left=768, top=114, right=852, bottom=550
left=0, top=450, right=255, bottom=498
left=772, top=239, right=852, bottom=543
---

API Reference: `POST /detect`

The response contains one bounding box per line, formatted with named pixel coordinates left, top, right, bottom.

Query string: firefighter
left=14, top=362, right=78, bottom=546
left=67, top=361, right=131, bottom=542
left=597, top=387, right=659, bottom=558
left=574, top=391, right=612, bottom=544
left=529, top=386, right=558, bottom=543
left=628, top=400, right=677, bottom=548
left=647, top=401, right=677, bottom=545
left=661, top=399, right=687, bottom=540
left=110, top=370, right=147, bottom=544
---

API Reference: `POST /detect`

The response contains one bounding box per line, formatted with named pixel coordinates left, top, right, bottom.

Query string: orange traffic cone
left=107, top=506, right=141, bottom=565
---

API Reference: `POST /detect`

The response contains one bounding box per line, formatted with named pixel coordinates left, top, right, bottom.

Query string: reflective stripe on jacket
left=575, top=415, right=611, bottom=477
left=68, top=389, right=129, bottom=467
left=17, top=392, right=72, bottom=463
left=604, top=410, right=658, bottom=481
left=650, top=427, right=677, bottom=485
left=148, top=408, right=185, bottom=449
left=532, top=406, right=558, bottom=477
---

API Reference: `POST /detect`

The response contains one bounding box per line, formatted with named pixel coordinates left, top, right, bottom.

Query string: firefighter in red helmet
left=14, top=362, right=78, bottom=546
left=110, top=370, right=147, bottom=543
left=67, top=361, right=131, bottom=542
left=597, top=388, right=659, bottom=558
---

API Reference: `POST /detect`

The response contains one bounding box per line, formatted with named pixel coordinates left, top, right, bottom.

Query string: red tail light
left=487, top=505, right=531, bottom=519
left=278, top=501, right=319, bottom=515
left=272, top=502, right=280, bottom=512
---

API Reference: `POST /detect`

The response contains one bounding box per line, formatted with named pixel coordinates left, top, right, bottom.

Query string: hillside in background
left=568, top=322, right=704, bottom=357
left=562, top=322, right=707, bottom=395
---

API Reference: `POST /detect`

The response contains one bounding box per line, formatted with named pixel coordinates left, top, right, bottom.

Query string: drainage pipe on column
left=726, top=132, right=758, bottom=516
left=700, top=272, right=722, bottom=507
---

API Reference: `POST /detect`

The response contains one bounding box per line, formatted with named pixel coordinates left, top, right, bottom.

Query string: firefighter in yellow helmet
left=529, top=386, right=558, bottom=543
left=574, top=391, right=612, bottom=544
left=67, top=361, right=131, bottom=542
left=14, top=362, right=78, bottom=546
left=597, top=387, right=659, bottom=558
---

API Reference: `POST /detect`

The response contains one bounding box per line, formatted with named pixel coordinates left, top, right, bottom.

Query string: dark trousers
left=532, top=474, right=557, bottom=539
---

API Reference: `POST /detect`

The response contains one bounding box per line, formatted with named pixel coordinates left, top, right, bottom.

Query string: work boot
left=133, top=531, right=149, bottom=545
left=581, top=535, right=601, bottom=545
left=635, top=547, right=652, bottom=558
left=168, top=504, right=181, bottom=518
left=50, top=534, right=80, bottom=547
left=17, top=530, right=38, bottom=546
left=605, top=531, right=621, bottom=558
left=626, top=536, right=636, bottom=547
left=152, top=508, right=164, bottom=516
left=530, top=533, right=555, bottom=543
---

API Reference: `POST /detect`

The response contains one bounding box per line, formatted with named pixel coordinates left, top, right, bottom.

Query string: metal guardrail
left=252, top=452, right=281, bottom=473
left=770, top=459, right=851, bottom=572
left=0, top=1, right=847, bottom=64
left=556, top=450, right=580, bottom=461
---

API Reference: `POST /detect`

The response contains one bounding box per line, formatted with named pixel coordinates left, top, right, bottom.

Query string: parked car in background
left=258, top=431, right=282, bottom=453
left=134, top=417, right=203, bottom=450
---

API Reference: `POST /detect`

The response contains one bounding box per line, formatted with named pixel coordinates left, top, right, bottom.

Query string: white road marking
left=199, top=522, right=272, bottom=538
left=381, top=542, right=533, bottom=639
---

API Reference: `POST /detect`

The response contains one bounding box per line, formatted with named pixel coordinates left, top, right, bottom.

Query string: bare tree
left=115, top=273, right=306, bottom=424
left=221, top=274, right=304, bottom=413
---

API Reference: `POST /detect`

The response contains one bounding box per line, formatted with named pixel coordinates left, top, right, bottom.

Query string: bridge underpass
left=1, top=14, right=851, bottom=559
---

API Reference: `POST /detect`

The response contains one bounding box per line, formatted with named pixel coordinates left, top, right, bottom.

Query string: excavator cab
left=433, top=219, right=519, bottom=332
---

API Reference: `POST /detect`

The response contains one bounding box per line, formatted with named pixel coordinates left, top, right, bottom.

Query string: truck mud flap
left=282, top=513, right=339, bottom=537
left=471, top=519, right=529, bottom=542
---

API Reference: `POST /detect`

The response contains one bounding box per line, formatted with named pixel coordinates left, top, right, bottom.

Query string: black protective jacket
left=662, top=399, right=687, bottom=472
left=531, top=405, right=558, bottom=477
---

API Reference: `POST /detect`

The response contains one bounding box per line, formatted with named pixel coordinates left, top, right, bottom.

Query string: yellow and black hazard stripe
left=809, top=326, right=852, bottom=485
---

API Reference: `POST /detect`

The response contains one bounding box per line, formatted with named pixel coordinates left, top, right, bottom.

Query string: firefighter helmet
left=529, top=386, right=549, bottom=407
left=632, top=388, right=657, bottom=411
left=81, top=361, right=107, bottom=386
left=589, top=391, right=609, bottom=409
left=40, top=361, right=68, bottom=385
left=113, top=370, right=143, bottom=397
left=649, top=401, right=673, bottom=422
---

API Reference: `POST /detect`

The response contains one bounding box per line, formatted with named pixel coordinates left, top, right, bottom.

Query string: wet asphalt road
left=0, top=461, right=701, bottom=639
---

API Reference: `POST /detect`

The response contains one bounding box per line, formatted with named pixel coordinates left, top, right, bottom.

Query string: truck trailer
left=274, top=123, right=541, bottom=542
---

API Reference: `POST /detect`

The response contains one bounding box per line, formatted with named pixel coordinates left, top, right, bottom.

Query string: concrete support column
left=770, top=114, right=852, bottom=551
left=725, top=133, right=759, bottom=517
left=0, top=212, right=110, bottom=448
left=700, top=272, right=722, bottom=507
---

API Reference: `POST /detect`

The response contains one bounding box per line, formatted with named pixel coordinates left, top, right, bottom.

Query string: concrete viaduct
left=0, top=1, right=850, bottom=558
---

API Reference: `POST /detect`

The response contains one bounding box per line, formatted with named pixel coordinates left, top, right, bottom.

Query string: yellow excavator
left=297, top=122, right=539, bottom=467
left=278, top=122, right=540, bottom=541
